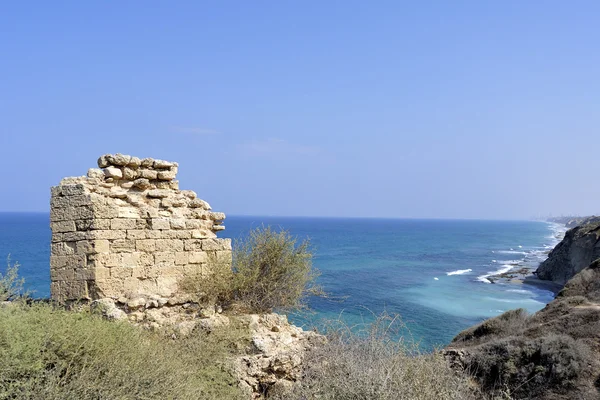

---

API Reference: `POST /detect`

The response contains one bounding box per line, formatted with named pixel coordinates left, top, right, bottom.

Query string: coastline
left=481, top=221, right=567, bottom=294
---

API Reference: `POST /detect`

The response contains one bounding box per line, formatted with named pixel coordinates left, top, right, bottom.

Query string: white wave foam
left=486, top=297, right=544, bottom=305
left=476, top=264, right=514, bottom=283
left=491, top=259, right=497, bottom=263
left=501, top=259, right=523, bottom=265
left=507, top=289, right=533, bottom=294
left=434, top=277, right=439, bottom=280
left=497, top=250, right=528, bottom=255
left=446, top=269, right=472, bottom=276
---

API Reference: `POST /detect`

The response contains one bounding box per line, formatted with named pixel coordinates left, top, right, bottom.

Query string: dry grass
left=452, top=308, right=530, bottom=345
left=465, top=334, right=590, bottom=399
left=276, top=313, right=478, bottom=400
left=0, top=302, right=245, bottom=400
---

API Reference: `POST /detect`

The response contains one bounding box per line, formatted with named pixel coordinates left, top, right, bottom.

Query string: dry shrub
left=276, top=313, right=477, bottom=400
left=0, top=303, right=244, bottom=400
left=0, top=257, right=27, bottom=302
left=183, top=226, right=321, bottom=313
left=466, top=334, right=590, bottom=399
left=452, top=308, right=529, bottom=345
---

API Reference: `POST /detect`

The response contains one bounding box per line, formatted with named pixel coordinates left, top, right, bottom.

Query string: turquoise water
left=0, top=213, right=561, bottom=349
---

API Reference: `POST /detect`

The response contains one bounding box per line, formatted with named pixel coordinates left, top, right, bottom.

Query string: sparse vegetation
left=0, top=257, right=27, bottom=302
left=449, top=262, right=600, bottom=400
left=466, top=334, right=590, bottom=399
left=183, top=226, right=321, bottom=313
left=452, top=308, right=529, bottom=345
left=0, top=302, right=246, bottom=399
left=276, top=313, right=478, bottom=400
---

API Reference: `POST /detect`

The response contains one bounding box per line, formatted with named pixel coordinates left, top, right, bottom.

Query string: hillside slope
left=447, top=260, right=600, bottom=399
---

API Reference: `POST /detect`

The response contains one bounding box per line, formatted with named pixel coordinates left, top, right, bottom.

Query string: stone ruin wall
left=50, top=153, right=231, bottom=305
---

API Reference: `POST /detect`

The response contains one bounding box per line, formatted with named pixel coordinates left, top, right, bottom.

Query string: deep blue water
left=0, top=213, right=562, bottom=349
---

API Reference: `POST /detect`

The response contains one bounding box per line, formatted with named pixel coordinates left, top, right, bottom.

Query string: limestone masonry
left=50, top=153, right=231, bottom=303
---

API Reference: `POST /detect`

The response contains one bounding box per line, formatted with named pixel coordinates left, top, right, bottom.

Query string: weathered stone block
left=61, top=184, right=87, bottom=196
left=174, top=252, right=188, bottom=265
left=153, top=159, right=174, bottom=169
left=51, top=242, right=77, bottom=256
left=93, top=205, right=120, bottom=219
left=164, top=230, right=193, bottom=239
left=51, top=194, right=90, bottom=209
left=188, top=252, right=208, bottom=264
left=51, top=206, right=94, bottom=222
left=111, top=267, right=133, bottom=279
left=157, top=170, right=177, bottom=181
left=95, top=267, right=111, bottom=280
left=62, top=231, right=90, bottom=242
left=191, top=229, right=213, bottom=239
left=87, top=168, right=105, bottom=179
left=136, top=239, right=156, bottom=252
left=87, top=219, right=112, bottom=230
left=74, top=268, right=95, bottom=281
left=50, top=268, right=75, bottom=281
left=139, top=169, right=158, bottom=179
left=76, top=239, right=110, bottom=255
left=111, top=239, right=136, bottom=253
left=185, top=219, right=203, bottom=229
left=111, top=218, right=138, bottom=230
left=132, top=178, right=152, bottom=189
left=127, top=229, right=147, bottom=240
left=170, top=219, right=186, bottom=230
left=189, top=199, right=211, bottom=209
left=154, top=252, right=175, bottom=266
left=122, top=167, right=138, bottom=180
left=147, top=189, right=170, bottom=198
left=104, top=166, right=123, bottom=179
left=88, top=230, right=127, bottom=240
left=150, top=218, right=170, bottom=230
left=155, top=239, right=184, bottom=252
left=137, top=253, right=154, bottom=266
left=201, top=238, right=231, bottom=251
left=110, top=153, right=131, bottom=166
left=117, top=207, right=140, bottom=219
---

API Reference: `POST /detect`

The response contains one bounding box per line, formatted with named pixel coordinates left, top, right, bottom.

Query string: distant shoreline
left=484, top=221, right=567, bottom=294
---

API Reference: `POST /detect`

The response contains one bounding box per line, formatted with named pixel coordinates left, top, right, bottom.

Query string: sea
left=0, top=213, right=566, bottom=350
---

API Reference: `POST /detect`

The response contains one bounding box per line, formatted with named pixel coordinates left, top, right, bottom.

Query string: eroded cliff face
left=535, top=219, right=600, bottom=286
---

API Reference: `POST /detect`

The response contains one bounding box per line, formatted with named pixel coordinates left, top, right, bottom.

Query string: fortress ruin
left=49, top=154, right=231, bottom=304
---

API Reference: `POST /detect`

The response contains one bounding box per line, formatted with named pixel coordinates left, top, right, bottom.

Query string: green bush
left=276, top=313, right=477, bottom=400
left=184, top=226, right=321, bottom=313
left=0, top=257, right=26, bottom=302
left=0, top=303, right=244, bottom=400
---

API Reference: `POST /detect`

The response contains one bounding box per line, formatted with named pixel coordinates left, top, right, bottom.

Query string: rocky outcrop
left=90, top=298, right=324, bottom=399
left=535, top=219, right=600, bottom=286
left=233, top=314, right=325, bottom=398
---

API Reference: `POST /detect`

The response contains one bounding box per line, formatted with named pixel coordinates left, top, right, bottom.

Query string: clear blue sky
left=1, top=1, right=598, bottom=219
